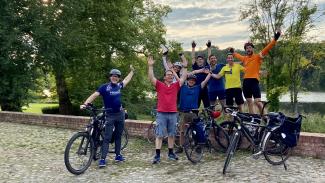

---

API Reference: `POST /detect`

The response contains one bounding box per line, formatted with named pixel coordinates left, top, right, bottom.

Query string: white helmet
left=173, top=62, right=183, bottom=68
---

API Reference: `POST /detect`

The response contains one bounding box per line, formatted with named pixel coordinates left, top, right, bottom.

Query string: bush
left=42, top=104, right=89, bottom=116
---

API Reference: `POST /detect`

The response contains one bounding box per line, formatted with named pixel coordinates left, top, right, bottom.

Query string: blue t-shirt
left=192, top=63, right=210, bottom=85
left=208, top=64, right=225, bottom=92
left=179, top=84, right=200, bottom=111
left=97, top=82, right=124, bottom=112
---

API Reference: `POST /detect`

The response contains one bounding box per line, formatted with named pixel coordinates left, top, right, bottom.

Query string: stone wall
left=0, top=111, right=324, bottom=159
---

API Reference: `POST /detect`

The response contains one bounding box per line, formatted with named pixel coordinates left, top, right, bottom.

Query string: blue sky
left=154, top=0, right=325, bottom=50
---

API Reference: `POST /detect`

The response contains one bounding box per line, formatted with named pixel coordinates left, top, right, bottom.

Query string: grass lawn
left=22, top=103, right=58, bottom=114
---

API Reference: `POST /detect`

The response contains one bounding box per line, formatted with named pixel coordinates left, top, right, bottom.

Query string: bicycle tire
left=147, top=121, right=156, bottom=143
left=184, top=126, right=203, bottom=163
left=263, top=132, right=291, bottom=165
left=223, top=131, right=240, bottom=174
left=213, top=124, right=229, bottom=152
left=64, top=132, right=94, bottom=175
left=109, top=128, right=129, bottom=153
left=219, top=120, right=246, bottom=149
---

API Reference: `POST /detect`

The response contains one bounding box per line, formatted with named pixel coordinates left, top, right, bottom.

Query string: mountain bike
left=64, top=105, right=128, bottom=175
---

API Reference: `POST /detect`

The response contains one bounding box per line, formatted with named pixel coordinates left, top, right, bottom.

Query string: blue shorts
left=155, top=112, right=178, bottom=137
left=208, top=90, right=226, bottom=101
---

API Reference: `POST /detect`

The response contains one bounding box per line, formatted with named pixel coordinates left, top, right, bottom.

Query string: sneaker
left=160, top=44, right=169, bottom=55
left=98, top=159, right=106, bottom=168
left=152, top=155, right=161, bottom=164
left=175, top=147, right=183, bottom=154
left=168, top=153, right=179, bottom=161
left=115, top=154, right=125, bottom=162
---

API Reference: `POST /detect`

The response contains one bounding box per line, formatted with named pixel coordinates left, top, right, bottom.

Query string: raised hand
left=147, top=56, right=155, bottom=66
left=206, top=40, right=211, bottom=48
left=228, top=47, right=234, bottom=54
left=192, top=41, right=196, bottom=48
left=274, top=30, right=281, bottom=41
left=130, top=65, right=135, bottom=72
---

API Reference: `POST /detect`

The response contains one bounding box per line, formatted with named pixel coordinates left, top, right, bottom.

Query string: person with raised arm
left=228, top=31, right=281, bottom=114
left=80, top=65, right=135, bottom=168
left=147, top=53, right=188, bottom=164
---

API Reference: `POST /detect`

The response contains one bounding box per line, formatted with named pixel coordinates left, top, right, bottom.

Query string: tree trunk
left=54, top=70, right=73, bottom=115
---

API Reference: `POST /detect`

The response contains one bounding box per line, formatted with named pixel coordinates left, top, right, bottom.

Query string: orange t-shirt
left=234, top=39, right=276, bottom=80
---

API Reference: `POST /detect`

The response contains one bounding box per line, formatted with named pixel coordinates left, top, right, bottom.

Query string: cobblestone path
left=0, top=122, right=324, bottom=183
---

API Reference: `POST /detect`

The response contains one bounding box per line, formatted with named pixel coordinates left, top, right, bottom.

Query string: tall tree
left=0, top=0, right=38, bottom=111
left=240, top=0, right=321, bottom=112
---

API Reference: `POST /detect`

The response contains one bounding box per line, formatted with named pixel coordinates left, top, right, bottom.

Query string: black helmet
left=244, top=42, right=255, bottom=50
left=108, top=69, right=121, bottom=77
left=187, top=74, right=197, bottom=80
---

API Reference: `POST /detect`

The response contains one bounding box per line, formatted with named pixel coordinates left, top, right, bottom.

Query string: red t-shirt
left=156, top=80, right=180, bottom=112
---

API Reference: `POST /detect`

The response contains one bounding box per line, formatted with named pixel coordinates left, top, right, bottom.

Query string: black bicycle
left=64, top=105, right=129, bottom=175
left=183, top=106, right=230, bottom=164
left=222, top=107, right=303, bottom=174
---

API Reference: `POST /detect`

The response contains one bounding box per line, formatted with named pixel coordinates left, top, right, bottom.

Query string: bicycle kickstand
left=282, top=155, right=287, bottom=170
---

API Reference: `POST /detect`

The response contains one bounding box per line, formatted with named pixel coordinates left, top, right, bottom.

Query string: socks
left=168, top=148, right=173, bottom=155
left=156, top=149, right=161, bottom=157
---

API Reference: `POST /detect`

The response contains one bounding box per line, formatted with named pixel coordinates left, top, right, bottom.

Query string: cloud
left=154, top=0, right=325, bottom=50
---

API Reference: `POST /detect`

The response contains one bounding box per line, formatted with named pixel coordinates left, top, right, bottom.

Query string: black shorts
left=243, top=78, right=261, bottom=99
left=226, top=88, right=244, bottom=106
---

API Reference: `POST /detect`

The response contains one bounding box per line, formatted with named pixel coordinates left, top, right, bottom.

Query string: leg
left=254, top=98, right=264, bottom=114
left=113, top=112, right=125, bottom=156
left=202, top=87, right=210, bottom=108
left=153, top=112, right=167, bottom=164
left=243, top=79, right=254, bottom=114
left=167, top=112, right=179, bottom=160
left=246, top=98, right=255, bottom=114
left=251, top=80, right=263, bottom=114
left=101, top=118, right=114, bottom=160
left=234, top=88, right=245, bottom=113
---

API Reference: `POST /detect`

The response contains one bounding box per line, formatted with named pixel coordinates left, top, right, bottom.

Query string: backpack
left=192, top=118, right=206, bottom=144
left=278, top=115, right=303, bottom=148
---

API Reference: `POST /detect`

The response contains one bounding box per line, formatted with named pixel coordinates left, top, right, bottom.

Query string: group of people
left=80, top=31, right=281, bottom=167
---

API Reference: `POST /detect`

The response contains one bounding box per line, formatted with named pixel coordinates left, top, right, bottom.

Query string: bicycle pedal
left=252, top=151, right=262, bottom=159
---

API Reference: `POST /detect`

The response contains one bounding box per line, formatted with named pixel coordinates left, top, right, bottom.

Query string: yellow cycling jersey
left=218, top=63, right=245, bottom=89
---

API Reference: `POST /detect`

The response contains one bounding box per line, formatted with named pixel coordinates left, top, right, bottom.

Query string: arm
left=162, top=56, right=169, bottom=70
left=259, top=30, right=281, bottom=58
left=229, top=47, right=245, bottom=62
left=171, top=68, right=180, bottom=81
left=122, top=65, right=135, bottom=87
left=179, top=54, right=188, bottom=86
left=191, top=41, right=196, bottom=65
left=188, top=68, right=204, bottom=75
left=259, top=39, right=276, bottom=58
left=147, top=56, right=157, bottom=86
left=201, top=70, right=211, bottom=88
left=211, top=73, right=222, bottom=79
left=80, top=92, right=100, bottom=108
left=207, top=40, right=212, bottom=59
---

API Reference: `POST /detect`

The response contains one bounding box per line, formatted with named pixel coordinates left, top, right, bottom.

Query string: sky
left=153, top=0, right=325, bottom=50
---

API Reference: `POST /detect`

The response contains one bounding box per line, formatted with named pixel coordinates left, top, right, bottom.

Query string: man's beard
left=247, top=51, right=253, bottom=55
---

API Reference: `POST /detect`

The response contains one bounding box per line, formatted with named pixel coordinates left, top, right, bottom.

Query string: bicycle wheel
left=147, top=121, right=156, bottom=143
left=64, top=132, right=94, bottom=175
left=223, top=131, right=240, bottom=174
left=174, top=123, right=181, bottom=148
left=184, top=126, right=203, bottom=163
left=213, top=124, right=229, bottom=152
left=263, top=132, right=291, bottom=165
left=109, top=128, right=129, bottom=153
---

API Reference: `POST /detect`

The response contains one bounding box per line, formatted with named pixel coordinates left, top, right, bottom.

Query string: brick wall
left=0, top=111, right=324, bottom=159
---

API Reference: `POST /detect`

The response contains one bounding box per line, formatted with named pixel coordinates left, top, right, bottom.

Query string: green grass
left=301, top=113, right=325, bottom=133
left=22, top=103, right=58, bottom=114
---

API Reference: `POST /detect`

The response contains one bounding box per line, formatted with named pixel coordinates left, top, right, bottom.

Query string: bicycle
left=64, top=105, right=129, bottom=175
left=146, top=108, right=181, bottom=148
left=219, top=102, right=269, bottom=149
left=222, top=107, right=303, bottom=174
left=183, top=106, right=230, bottom=164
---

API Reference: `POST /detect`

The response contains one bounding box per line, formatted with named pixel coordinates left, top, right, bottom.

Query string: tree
left=0, top=0, right=38, bottom=111
left=240, top=0, right=321, bottom=112
left=31, top=0, right=170, bottom=114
